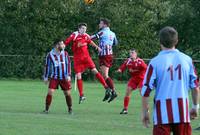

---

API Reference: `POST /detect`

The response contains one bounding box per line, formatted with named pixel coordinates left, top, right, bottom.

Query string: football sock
left=65, top=95, right=72, bottom=109
left=77, top=79, right=84, bottom=97
left=124, top=96, right=130, bottom=110
left=106, top=77, right=115, bottom=90
left=45, top=94, right=52, bottom=111
left=95, top=72, right=108, bottom=88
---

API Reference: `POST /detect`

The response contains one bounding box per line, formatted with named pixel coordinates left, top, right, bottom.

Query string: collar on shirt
left=159, top=49, right=179, bottom=55
left=102, top=27, right=110, bottom=31
left=52, top=48, right=63, bottom=55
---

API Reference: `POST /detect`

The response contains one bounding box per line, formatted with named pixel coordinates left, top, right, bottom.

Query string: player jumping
left=91, top=18, right=118, bottom=102
left=64, top=23, right=113, bottom=104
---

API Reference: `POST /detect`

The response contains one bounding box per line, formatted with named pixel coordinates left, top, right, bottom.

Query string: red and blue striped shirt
left=44, top=48, right=71, bottom=80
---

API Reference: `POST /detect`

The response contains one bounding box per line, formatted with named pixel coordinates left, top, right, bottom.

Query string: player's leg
left=60, top=80, right=73, bottom=114
left=91, top=67, right=113, bottom=102
left=76, top=72, right=86, bottom=104
left=120, top=86, right=132, bottom=114
left=44, top=88, right=55, bottom=113
left=120, top=77, right=137, bottom=114
left=99, top=55, right=116, bottom=91
left=100, top=65, right=117, bottom=102
left=44, top=79, right=58, bottom=113
left=73, top=58, right=86, bottom=104
left=100, top=65, right=115, bottom=91
left=91, top=68, right=108, bottom=88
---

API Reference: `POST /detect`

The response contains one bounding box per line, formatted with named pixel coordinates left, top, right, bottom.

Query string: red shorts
left=99, top=55, right=113, bottom=68
left=49, top=79, right=71, bottom=91
left=127, top=77, right=143, bottom=90
left=74, top=56, right=95, bottom=73
left=153, top=123, right=191, bottom=135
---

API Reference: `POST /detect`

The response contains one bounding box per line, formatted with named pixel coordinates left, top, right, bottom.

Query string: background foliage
left=0, top=0, right=199, bottom=79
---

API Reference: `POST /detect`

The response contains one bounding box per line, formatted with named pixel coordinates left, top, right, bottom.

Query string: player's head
left=53, top=39, right=65, bottom=51
left=129, top=49, right=137, bottom=60
left=78, top=23, right=87, bottom=34
left=99, top=18, right=110, bottom=29
left=159, top=26, right=178, bottom=49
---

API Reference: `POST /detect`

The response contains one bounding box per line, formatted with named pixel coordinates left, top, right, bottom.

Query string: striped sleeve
left=113, top=33, right=118, bottom=46
left=90, top=31, right=103, bottom=40
left=189, top=61, right=199, bottom=89
left=44, top=53, right=51, bottom=80
left=65, top=52, right=71, bottom=76
left=141, top=63, right=156, bottom=97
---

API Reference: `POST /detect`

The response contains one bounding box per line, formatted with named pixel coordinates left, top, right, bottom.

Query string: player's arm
left=141, top=60, right=148, bottom=70
left=64, top=33, right=75, bottom=46
left=141, top=63, right=156, bottom=128
left=113, top=33, right=118, bottom=46
left=89, top=41, right=102, bottom=52
left=65, top=52, right=71, bottom=81
left=117, top=59, right=128, bottom=73
left=90, top=31, right=103, bottom=40
left=190, top=87, right=200, bottom=119
left=87, top=35, right=101, bottom=52
left=43, top=53, right=51, bottom=84
left=189, top=62, right=200, bottom=119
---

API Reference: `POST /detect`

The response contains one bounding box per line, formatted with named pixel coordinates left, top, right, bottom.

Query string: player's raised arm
left=64, top=33, right=75, bottom=46
left=90, top=31, right=103, bottom=40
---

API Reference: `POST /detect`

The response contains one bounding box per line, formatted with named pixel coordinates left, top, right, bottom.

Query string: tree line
left=0, top=0, right=199, bottom=79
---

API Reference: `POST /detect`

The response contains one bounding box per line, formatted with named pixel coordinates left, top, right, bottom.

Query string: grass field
left=0, top=80, right=199, bottom=135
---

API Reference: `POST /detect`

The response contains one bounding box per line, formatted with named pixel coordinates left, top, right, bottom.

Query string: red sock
left=106, top=77, right=115, bottom=90
left=95, top=72, right=108, bottom=88
left=45, top=94, right=52, bottom=111
left=77, top=79, right=84, bottom=97
left=124, top=96, right=130, bottom=110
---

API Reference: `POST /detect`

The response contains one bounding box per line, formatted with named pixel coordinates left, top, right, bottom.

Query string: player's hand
left=190, top=108, right=198, bottom=120
left=66, top=76, right=71, bottom=81
left=142, top=109, right=150, bottom=128
left=116, top=69, right=122, bottom=73
left=97, top=47, right=102, bottom=52
left=44, top=80, right=49, bottom=85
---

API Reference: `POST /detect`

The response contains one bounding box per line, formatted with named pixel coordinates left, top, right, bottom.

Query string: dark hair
left=159, top=26, right=178, bottom=48
left=100, top=18, right=110, bottom=26
left=78, top=23, right=87, bottom=28
left=130, top=48, right=137, bottom=52
left=53, top=39, right=62, bottom=46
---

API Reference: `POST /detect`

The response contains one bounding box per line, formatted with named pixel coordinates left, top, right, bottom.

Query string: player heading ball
left=64, top=23, right=116, bottom=104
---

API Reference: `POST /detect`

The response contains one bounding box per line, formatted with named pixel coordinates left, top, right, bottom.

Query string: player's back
left=152, top=49, right=193, bottom=100
left=99, top=27, right=116, bottom=46
left=149, top=49, right=198, bottom=124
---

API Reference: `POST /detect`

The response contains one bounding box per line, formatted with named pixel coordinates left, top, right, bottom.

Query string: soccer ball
left=84, top=0, right=94, bottom=4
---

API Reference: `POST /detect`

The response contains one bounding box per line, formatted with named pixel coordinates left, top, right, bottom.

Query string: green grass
left=0, top=80, right=199, bottom=135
